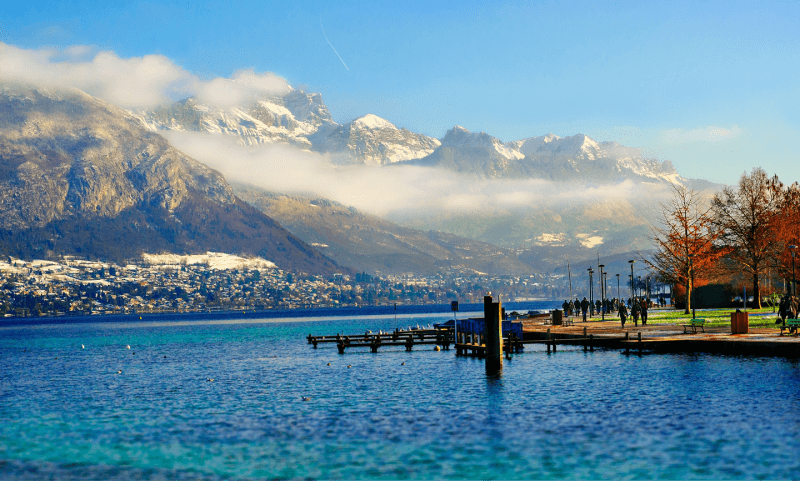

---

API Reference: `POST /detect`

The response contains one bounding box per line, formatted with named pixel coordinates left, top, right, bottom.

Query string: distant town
left=0, top=253, right=566, bottom=317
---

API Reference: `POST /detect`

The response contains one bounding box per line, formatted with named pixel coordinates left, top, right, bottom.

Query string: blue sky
left=2, top=0, right=799, bottom=185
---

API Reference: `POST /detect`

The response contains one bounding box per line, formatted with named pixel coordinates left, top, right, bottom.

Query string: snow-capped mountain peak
left=440, top=126, right=524, bottom=160
left=351, top=114, right=397, bottom=130
left=310, top=116, right=440, bottom=165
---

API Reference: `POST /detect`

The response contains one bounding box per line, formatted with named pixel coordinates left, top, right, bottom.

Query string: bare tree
left=711, top=168, right=781, bottom=308
left=646, top=183, right=718, bottom=313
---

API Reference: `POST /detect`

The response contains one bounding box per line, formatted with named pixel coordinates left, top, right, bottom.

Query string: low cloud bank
left=163, top=131, right=671, bottom=217
left=0, top=42, right=289, bottom=109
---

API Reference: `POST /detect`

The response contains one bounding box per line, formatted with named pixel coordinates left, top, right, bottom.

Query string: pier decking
left=307, top=316, right=800, bottom=357
left=307, top=328, right=454, bottom=353
left=521, top=319, right=800, bottom=356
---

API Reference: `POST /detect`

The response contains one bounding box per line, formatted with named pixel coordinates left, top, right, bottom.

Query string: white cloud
left=195, top=69, right=290, bottom=107
left=661, top=125, right=744, bottom=145
left=0, top=42, right=289, bottom=109
left=161, top=131, right=665, bottom=217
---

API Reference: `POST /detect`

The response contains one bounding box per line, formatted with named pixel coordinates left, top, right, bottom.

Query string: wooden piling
left=484, top=295, right=503, bottom=371
left=583, top=327, right=588, bottom=351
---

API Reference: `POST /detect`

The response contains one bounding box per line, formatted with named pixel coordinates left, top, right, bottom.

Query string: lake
left=1, top=301, right=799, bottom=479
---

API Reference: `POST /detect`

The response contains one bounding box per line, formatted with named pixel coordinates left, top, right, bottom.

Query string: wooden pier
left=306, top=312, right=800, bottom=359
left=306, top=328, right=454, bottom=353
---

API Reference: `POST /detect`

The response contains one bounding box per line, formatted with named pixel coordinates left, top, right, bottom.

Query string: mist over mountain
left=0, top=83, right=342, bottom=275
left=137, top=87, right=720, bottom=270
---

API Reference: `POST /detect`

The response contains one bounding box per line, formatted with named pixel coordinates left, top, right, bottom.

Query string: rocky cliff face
left=0, top=85, right=235, bottom=229
left=0, top=84, right=342, bottom=274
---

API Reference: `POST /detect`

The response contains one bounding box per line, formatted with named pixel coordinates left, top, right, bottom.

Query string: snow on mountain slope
left=405, top=126, right=684, bottom=184
left=133, top=88, right=336, bottom=148
left=442, top=126, right=525, bottom=160
left=310, top=114, right=441, bottom=165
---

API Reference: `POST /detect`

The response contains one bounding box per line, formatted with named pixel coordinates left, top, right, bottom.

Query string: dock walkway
left=522, top=318, right=800, bottom=356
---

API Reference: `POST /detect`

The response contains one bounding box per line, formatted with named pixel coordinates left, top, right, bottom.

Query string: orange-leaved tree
left=646, top=183, right=721, bottom=313
left=770, top=179, right=800, bottom=293
left=711, top=168, right=782, bottom=309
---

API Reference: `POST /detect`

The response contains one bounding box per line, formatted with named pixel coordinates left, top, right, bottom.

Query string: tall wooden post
left=484, top=295, right=503, bottom=371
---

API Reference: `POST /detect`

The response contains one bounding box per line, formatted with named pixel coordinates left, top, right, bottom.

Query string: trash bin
left=731, top=311, right=749, bottom=334
left=552, top=309, right=563, bottom=326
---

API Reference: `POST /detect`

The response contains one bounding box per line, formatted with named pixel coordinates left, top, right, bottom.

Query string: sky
left=2, top=0, right=799, bottom=185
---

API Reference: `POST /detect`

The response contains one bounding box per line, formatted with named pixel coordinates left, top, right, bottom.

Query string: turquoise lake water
left=1, top=303, right=800, bottom=480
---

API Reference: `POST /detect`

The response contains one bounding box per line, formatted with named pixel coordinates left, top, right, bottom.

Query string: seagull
left=81, top=344, right=85, bottom=349
left=117, top=370, right=122, bottom=374
left=301, top=396, right=311, bottom=402
left=126, top=345, right=131, bottom=349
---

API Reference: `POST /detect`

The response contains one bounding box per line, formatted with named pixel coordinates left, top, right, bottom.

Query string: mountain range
left=135, top=88, right=685, bottom=185
left=0, top=81, right=720, bottom=277
left=0, top=83, right=341, bottom=275
left=133, top=87, right=711, bottom=267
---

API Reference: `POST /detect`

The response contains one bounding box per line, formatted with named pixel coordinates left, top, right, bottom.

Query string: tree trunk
left=753, top=271, right=761, bottom=309
left=685, top=279, right=691, bottom=314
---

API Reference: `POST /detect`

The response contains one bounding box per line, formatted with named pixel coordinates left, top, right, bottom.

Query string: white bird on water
left=126, top=345, right=131, bottom=349
left=81, top=344, right=85, bottom=349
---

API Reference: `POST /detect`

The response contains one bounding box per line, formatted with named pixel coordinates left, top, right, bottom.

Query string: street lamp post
left=790, top=245, right=797, bottom=296
left=599, top=264, right=605, bottom=320
left=628, top=260, right=635, bottom=304
left=616, top=273, right=621, bottom=301
left=638, top=276, right=641, bottom=301
left=688, top=254, right=696, bottom=319
left=588, top=268, right=594, bottom=317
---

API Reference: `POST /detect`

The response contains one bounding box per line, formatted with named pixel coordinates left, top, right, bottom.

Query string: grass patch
left=649, top=308, right=783, bottom=328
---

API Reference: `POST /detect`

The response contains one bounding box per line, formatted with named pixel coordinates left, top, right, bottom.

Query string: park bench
left=682, top=318, right=705, bottom=334
left=779, top=319, right=800, bottom=336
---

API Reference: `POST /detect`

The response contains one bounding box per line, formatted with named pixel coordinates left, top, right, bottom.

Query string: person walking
left=619, top=301, right=628, bottom=328
left=631, top=299, right=640, bottom=327
left=581, top=297, right=590, bottom=322
left=640, top=298, right=649, bottom=326
left=562, top=299, right=570, bottom=317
